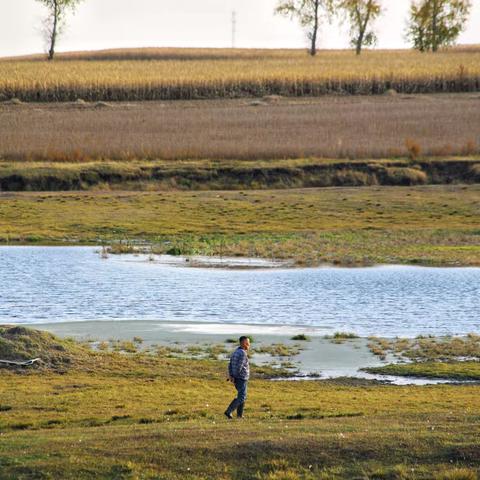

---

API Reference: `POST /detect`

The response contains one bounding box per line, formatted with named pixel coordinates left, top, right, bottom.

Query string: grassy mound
left=0, top=325, right=86, bottom=369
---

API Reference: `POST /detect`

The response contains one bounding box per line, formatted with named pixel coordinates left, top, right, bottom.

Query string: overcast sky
left=1, top=0, right=479, bottom=57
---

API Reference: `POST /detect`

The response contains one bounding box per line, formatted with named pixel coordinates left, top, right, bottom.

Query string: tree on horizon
left=406, top=0, right=472, bottom=52
left=338, top=0, right=383, bottom=55
left=275, top=0, right=335, bottom=56
left=36, top=0, right=84, bottom=60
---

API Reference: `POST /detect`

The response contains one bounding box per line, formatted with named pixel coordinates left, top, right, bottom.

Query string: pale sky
left=1, top=0, right=479, bottom=57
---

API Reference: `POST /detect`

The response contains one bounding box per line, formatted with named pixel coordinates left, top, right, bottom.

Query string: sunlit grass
left=364, top=361, right=480, bottom=380
left=368, top=334, right=480, bottom=362
left=0, top=184, right=479, bottom=266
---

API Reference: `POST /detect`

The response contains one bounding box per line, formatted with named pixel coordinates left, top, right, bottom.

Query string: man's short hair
left=239, top=336, right=249, bottom=344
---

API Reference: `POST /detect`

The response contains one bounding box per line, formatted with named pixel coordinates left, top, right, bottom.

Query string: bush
left=166, top=247, right=183, bottom=256
left=333, top=332, right=359, bottom=339
left=462, top=140, right=478, bottom=156
left=405, top=138, right=421, bottom=160
left=291, top=334, right=310, bottom=341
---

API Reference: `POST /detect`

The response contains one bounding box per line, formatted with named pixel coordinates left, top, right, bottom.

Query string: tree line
left=37, top=0, right=474, bottom=60
left=276, top=0, right=473, bottom=56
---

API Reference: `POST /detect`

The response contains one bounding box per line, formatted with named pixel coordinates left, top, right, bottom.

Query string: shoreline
left=21, top=320, right=480, bottom=386
left=2, top=185, right=479, bottom=267
left=1, top=244, right=479, bottom=269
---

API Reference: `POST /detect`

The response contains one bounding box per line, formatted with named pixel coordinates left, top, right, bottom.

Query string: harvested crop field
left=1, top=94, right=479, bottom=161
left=1, top=47, right=480, bottom=102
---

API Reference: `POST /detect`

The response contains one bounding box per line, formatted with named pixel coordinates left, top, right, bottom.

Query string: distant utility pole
left=231, top=10, right=237, bottom=48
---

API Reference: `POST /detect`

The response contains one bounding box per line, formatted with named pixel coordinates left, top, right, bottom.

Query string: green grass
left=0, top=325, right=87, bottom=370
left=333, top=332, right=360, bottom=340
left=291, top=335, right=310, bottom=341
left=328, top=332, right=361, bottom=345
left=0, top=327, right=480, bottom=479
left=364, top=336, right=480, bottom=380
left=253, top=343, right=302, bottom=357
left=363, top=361, right=480, bottom=381
left=0, top=184, right=479, bottom=266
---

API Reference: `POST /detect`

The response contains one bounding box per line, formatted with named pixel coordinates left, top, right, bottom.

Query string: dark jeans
left=225, top=378, right=248, bottom=417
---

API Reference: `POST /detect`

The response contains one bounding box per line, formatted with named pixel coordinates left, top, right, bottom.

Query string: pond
left=0, top=246, right=479, bottom=338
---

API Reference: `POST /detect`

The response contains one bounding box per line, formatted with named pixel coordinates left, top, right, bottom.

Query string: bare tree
left=338, top=0, right=382, bottom=55
left=36, top=0, right=84, bottom=60
left=275, top=0, right=335, bottom=56
left=406, top=0, right=472, bottom=52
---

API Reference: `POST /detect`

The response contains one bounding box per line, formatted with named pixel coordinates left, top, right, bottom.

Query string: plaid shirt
left=228, top=347, right=250, bottom=380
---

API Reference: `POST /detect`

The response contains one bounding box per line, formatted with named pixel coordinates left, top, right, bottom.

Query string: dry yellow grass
left=1, top=95, right=479, bottom=161
left=1, top=47, right=479, bottom=102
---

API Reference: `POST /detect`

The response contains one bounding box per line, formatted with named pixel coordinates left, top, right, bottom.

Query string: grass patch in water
left=363, top=361, right=480, bottom=381
left=253, top=343, right=302, bottom=357
left=291, top=334, right=310, bottom=341
left=327, top=332, right=361, bottom=344
left=367, top=334, right=480, bottom=362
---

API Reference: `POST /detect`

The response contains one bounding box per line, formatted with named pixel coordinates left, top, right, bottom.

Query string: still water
left=0, top=246, right=478, bottom=337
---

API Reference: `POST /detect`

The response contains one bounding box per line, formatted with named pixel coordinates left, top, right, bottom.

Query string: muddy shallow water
left=31, top=320, right=475, bottom=386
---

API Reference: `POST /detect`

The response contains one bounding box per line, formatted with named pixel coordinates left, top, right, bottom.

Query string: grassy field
left=0, top=185, right=479, bottom=266
left=1, top=95, right=479, bottom=162
left=1, top=47, right=480, bottom=102
left=0, top=326, right=479, bottom=480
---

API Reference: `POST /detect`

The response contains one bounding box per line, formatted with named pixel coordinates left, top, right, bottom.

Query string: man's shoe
left=224, top=411, right=233, bottom=420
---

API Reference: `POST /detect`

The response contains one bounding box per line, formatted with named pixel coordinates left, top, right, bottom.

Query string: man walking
left=224, top=336, right=250, bottom=419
